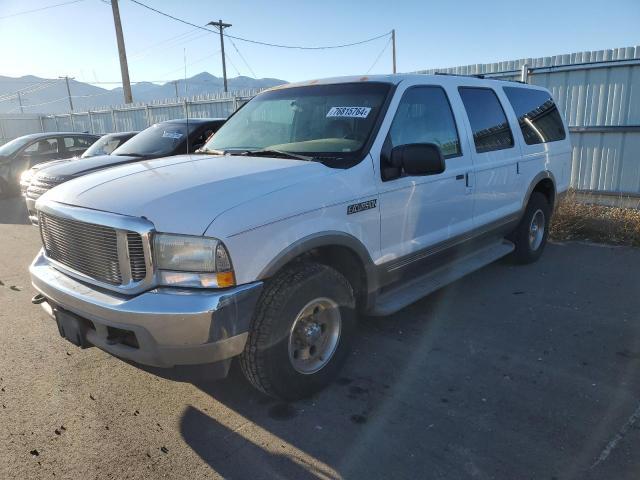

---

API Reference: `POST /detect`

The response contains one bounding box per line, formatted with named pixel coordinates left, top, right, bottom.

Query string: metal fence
left=0, top=89, right=260, bottom=145
left=417, top=45, right=640, bottom=198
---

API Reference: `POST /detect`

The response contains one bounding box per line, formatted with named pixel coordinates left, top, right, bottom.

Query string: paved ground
left=1, top=195, right=640, bottom=479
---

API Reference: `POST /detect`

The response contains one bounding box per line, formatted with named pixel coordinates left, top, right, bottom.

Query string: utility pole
left=391, top=29, right=397, bottom=74
left=207, top=19, right=232, bottom=93
left=110, top=0, right=133, bottom=104
left=172, top=80, right=179, bottom=99
left=59, top=76, right=74, bottom=112
left=17, top=91, right=24, bottom=114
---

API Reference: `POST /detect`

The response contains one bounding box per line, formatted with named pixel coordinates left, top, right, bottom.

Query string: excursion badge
left=347, top=199, right=377, bottom=215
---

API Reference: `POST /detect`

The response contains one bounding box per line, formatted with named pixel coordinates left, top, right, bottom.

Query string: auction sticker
left=326, top=106, right=371, bottom=118
left=162, top=131, right=183, bottom=139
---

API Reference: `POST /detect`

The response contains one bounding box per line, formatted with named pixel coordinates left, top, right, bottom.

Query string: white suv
left=30, top=74, right=571, bottom=399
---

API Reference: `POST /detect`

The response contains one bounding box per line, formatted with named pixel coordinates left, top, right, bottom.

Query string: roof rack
left=433, top=72, right=528, bottom=85
left=434, top=72, right=485, bottom=79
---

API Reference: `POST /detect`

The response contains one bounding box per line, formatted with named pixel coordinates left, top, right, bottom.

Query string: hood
left=36, top=154, right=140, bottom=178
left=41, top=154, right=334, bottom=235
left=30, top=157, right=77, bottom=174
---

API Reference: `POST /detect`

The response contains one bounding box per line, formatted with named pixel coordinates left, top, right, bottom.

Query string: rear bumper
left=30, top=250, right=263, bottom=374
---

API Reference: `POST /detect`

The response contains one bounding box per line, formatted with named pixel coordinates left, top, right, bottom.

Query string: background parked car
left=24, top=118, right=225, bottom=224
left=19, top=131, right=138, bottom=195
left=0, top=132, right=99, bottom=196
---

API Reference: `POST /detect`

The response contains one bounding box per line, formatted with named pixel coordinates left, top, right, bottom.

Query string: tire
left=509, top=192, right=551, bottom=264
left=240, top=261, right=356, bottom=400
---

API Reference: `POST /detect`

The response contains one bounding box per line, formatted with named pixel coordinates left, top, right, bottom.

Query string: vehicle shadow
left=177, top=247, right=640, bottom=479
left=180, top=288, right=458, bottom=479
left=0, top=194, right=30, bottom=225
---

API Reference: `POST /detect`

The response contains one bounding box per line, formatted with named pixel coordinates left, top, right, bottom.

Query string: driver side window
left=388, top=86, right=461, bottom=159
left=24, top=138, right=59, bottom=156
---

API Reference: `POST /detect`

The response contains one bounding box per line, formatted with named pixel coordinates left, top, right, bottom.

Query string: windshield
left=204, top=82, right=391, bottom=161
left=0, top=136, right=32, bottom=156
left=82, top=134, right=133, bottom=158
left=112, top=123, right=194, bottom=157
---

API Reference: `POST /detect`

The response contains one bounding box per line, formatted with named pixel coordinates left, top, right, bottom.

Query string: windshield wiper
left=241, top=149, right=313, bottom=161
left=197, top=148, right=225, bottom=155
left=114, top=152, right=144, bottom=157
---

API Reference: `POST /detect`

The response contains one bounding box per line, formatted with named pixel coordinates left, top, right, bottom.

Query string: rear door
left=458, top=86, right=521, bottom=228
left=62, top=136, right=95, bottom=157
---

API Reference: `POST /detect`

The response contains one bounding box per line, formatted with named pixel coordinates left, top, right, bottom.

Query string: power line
left=228, top=37, right=257, bottom=78
left=129, top=0, right=391, bottom=50
left=366, top=37, right=392, bottom=74
left=224, top=52, right=241, bottom=78
left=0, top=0, right=85, bottom=20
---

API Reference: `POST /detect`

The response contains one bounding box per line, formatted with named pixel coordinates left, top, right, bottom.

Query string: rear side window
left=459, top=87, right=514, bottom=153
left=503, top=87, right=566, bottom=145
left=388, top=86, right=461, bottom=158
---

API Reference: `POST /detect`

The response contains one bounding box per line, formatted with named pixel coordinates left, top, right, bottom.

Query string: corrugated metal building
left=417, top=46, right=640, bottom=201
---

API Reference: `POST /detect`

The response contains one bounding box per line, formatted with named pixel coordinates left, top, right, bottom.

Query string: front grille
left=39, top=212, right=122, bottom=285
left=127, top=232, right=147, bottom=281
left=27, top=174, right=68, bottom=201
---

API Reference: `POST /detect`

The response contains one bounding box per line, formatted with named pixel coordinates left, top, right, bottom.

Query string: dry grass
left=550, top=191, right=640, bottom=247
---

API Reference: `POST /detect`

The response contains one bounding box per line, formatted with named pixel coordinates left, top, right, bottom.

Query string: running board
left=370, top=240, right=515, bottom=316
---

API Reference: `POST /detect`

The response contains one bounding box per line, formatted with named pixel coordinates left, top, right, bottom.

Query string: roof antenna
left=184, top=47, right=190, bottom=156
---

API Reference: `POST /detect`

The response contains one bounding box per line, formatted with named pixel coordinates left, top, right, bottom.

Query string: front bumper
left=30, top=250, right=262, bottom=374
left=25, top=196, right=37, bottom=224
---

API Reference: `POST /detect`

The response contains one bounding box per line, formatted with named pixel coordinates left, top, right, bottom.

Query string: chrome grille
left=39, top=212, right=122, bottom=285
left=127, top=232, right=147, bottom=281
left=27, top=174, right=68, bottom=201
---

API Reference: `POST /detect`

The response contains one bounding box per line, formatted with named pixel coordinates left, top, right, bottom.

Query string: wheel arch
left=257, top=231, right=378, bottom=312
left=523, top=171, right=557, bottom=212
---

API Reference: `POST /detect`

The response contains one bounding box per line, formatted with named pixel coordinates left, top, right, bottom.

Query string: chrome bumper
left=25, top=196, right=38, bottom=225
left=30, top=250, right=262, bottom=369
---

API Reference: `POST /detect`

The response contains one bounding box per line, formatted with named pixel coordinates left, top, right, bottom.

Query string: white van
left=30, top=74, right=571, bottom=399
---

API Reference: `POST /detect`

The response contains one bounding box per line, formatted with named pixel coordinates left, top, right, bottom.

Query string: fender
left=521, top=170, right=557, bottom=214
left=257, top=231, right=380, bottom=307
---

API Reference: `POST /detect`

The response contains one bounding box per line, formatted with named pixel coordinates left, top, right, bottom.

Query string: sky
left=0, top=0, right=638, bottom=88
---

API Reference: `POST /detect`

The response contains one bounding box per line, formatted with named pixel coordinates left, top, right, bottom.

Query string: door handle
left=455, top=174, right=465, bottom=180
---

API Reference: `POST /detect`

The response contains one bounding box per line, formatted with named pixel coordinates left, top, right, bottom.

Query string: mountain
left=0, top=73, right=287, bottom=114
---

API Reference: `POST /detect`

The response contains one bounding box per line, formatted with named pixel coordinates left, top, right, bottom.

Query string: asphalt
left=1, top=195, right=640, bottom=480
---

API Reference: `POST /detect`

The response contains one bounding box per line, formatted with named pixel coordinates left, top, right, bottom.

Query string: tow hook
left=31, top=293, right=46, bottom=305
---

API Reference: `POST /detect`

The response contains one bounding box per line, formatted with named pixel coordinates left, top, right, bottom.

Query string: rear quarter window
left=503, top=87, right=566, bottom=145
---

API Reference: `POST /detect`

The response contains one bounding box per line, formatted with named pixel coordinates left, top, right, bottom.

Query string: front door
left=377, top=84, right=475, bottom=268
left=12, top=137, right=60, bottom=183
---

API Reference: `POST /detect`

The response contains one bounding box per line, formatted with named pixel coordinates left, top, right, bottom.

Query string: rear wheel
left=240, top=262, right=356, bottom=400
left=509, top=192, right=551, bottom=264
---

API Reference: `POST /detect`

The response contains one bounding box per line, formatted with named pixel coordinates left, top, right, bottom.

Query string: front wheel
left=509, top=192, right=551, bottom=264
left=240, top=262, right=356, bottom=400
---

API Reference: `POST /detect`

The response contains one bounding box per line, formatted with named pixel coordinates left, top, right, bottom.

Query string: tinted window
left=503, top=87, right=566, bottom=145
left=63, top=136, right=94, bottom=153
left=24, top=138, right=58, bottom=155
left=459, top=87, right=514, bottom=153
left=388, top=86, right=461, bottom=159
left=112, top=123, right=198, bottom=157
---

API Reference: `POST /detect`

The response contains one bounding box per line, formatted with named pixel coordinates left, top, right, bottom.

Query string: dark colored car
left=20, top=131, right=139, bottom=195
left=0, top=132, right=99, bottom=196
left=25, top=118, right=225, bottom=224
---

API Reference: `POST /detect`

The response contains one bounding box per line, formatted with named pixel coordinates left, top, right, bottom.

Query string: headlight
left=153, top=233, right=235, bottom=288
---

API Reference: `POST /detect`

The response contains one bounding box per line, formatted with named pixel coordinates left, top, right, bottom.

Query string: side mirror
left=389, top=143, right=445, bottom=176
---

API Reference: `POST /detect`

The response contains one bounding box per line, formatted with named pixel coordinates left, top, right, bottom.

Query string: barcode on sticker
left=326, top=107, right=371, bottom=119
